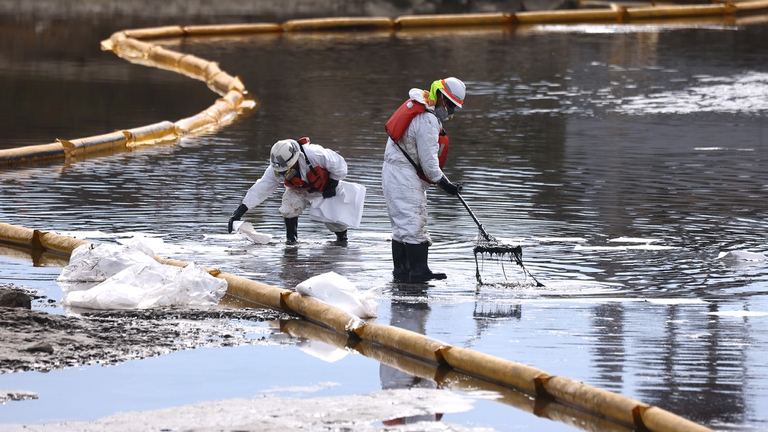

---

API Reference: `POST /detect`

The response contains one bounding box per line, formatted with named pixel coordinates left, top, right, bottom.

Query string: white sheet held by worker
left=308, top=181, right=365, bottom=229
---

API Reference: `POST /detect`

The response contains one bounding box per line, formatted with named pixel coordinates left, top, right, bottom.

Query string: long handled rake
left=456, top=193, right=544, bottom=287
left=388, top=137, right=542, bottom=286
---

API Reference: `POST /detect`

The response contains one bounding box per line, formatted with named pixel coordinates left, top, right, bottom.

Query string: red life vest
left=283, top=137, right=330, bottom=193
left=385, top=99, right=450, bottom=184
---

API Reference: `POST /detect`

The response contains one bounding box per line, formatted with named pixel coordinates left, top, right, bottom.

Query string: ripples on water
left=2, top=19, right=768, bottom=430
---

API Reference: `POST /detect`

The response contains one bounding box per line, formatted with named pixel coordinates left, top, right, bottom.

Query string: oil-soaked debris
left=0, top=290, right=32, bottom=309
left=0, top=390, right=39, bottom=403
left=0, top=286, right=296, bottom=374
left=0, top=284, right=43, bottom=309
left=473, top=239, right=546, bottom=287
left=79, top=306, right=293, bottom=322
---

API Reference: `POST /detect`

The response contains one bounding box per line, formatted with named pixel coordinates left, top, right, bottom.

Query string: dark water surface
left=2, top=16, right=768, bottom=431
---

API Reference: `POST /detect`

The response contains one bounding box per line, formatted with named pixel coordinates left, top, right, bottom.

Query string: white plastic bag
left=308, top=181, right=365, bottom=229
left=57, top=239, right=157, bottom=285
left=295, top=271, right=378, bottom=318
left=61, top=262, right=227, bottom=310
left=232, top=221, right=272, bottom=244
left=58, top=238, right=227, bottom=310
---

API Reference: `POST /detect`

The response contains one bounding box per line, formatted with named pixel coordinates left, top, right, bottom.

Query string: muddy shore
left=0, top=286, right=292, bottom=376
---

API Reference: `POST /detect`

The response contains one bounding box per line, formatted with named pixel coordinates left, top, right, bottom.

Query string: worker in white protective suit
left=227, top=138, right=348, bottom=245
left=382, top=77, right=466, bottom=283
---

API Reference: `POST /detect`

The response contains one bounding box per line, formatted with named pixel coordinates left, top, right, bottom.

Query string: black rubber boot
left=391, top=240, right=410, bottom=282
left=334, top=230, right=348, bottom=245
left=405, top=242, right=447, bottom=283
left=284, top=217, right=298, bottom=245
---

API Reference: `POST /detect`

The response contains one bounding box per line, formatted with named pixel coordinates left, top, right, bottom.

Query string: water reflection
left=380, top=284, right=441, bottom=425
left=635, top=302, right=749, bottom=426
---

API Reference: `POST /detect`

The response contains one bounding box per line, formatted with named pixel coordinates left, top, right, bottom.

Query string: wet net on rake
left=455, top=193, right=543, bottom=287
left=472, top=234, right=543, bottom=287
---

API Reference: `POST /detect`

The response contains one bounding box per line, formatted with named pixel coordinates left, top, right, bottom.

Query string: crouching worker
left=228, top=138, right=348, bottom=245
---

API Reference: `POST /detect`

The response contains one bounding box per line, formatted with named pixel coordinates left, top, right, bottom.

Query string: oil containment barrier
left=2, top=3, right=768, bottom=167
left=0, top=221, right=713, bottom=432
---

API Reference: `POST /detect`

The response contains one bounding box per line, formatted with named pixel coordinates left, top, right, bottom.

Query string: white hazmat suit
left=382, top=88, right=445, bottom=245
left=242, top=143, right=348, bottom=234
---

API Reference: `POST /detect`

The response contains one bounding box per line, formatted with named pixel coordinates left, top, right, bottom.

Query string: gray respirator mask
left=435, top=105, right=455, bottom=122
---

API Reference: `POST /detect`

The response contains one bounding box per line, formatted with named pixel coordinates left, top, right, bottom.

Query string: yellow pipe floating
left=124, top=121, right=178, bottom=146
left=439, top=345, right=550, bottom=395
left=176, top=54, right=216, bottom=80
left=0, top=143, right=66, bottom=167
left=734, top=0, right=768, bottom=13
left=540, top=375, right=646, bottom=428
left=124, top=25, right=186, bottom=40
left=34, top=230, right=90, bottom=256
left=208, top=72, right=245, bottom=96
left=354, top=323, right=448, bottom=365
left=58, top=130, right=129, bottom=157
left=514, top=9, right=621, bottom=23
left=146, top=45, right=185, bottom=69
left=214, top=271, right=290, bottom=311
left=625, top=3, right=734, bottom=21
left=204, top=99, right=237, bottom=122
left=641, top=406, right=715, bottom=432
left=396, top=12, right=511, bottom=28
left=183, top=23, right=284, bottom=36
left=280, top=291, right=363, bottom=334
left=0, top=223, right=36, bottom=248
left=221, top=89, right=245, bottom=110
left=113, top=37, right=154, bottom=59
left=282, top=17, right=394, bottom=32
left=174, top=111, right=219, bottom=135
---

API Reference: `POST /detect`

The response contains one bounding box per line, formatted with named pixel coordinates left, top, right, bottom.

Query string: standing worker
left=228, top=138, right=349, bottom=245
left=382, top=77, right=466, bottom=283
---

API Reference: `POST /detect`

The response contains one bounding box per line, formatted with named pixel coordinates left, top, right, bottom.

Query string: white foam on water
left=533, top=237, right=588, bottom=243
left=717, top=250, right=767, bottom=261
left=52, top=230, right=114, bottom=239
left=608, top=237, right=663, bottom=243
left=616, top=71, right=768, bottom=115
left=645, top=298, right=709, bottom=305
left=708, top=310, right=768, bottom=317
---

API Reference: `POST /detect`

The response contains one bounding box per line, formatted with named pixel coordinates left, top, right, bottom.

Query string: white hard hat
left=440, top=77, right=465, bottom=108
left=270, top=139, right=301, bottom=173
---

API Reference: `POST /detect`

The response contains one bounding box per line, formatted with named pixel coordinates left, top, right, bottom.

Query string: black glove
left=322, top=178, right=339, bottom=199
left=228, top=203, right=248, bottom=233
left=437, top=176, right=462, bottom=196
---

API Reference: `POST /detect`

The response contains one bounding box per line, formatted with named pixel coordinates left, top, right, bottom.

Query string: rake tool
left=388, top=138, right=542, bottom=285
left=456, top=193, right=544, bottom=287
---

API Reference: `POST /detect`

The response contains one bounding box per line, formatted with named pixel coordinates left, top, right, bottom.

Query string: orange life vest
left=283, top=137, right=330, bottom=193
left=384, top=99, right=450, bottom=184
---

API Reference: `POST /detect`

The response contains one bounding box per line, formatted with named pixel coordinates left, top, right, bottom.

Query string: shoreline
left=0, top=0, right=528, bottom=22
